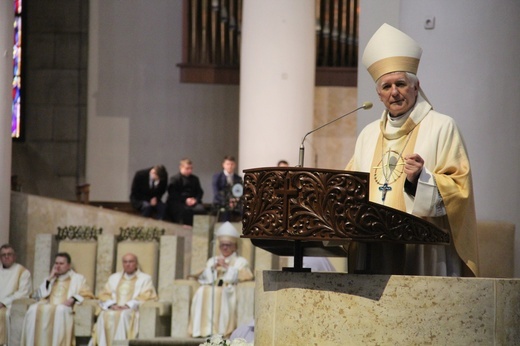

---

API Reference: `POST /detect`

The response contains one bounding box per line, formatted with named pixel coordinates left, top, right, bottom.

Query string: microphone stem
left=298, top=105, right=364, bottom=167
left=298, top=144, right=305, bottom=167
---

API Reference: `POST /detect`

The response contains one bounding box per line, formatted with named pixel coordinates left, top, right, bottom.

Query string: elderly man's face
left=0, top=247, right=16, bottom=268
left=377, top=72, right=418, bottom=117
left=122, top=254, right=138, bottom=275
left=219, top=240, right=237, bottom=257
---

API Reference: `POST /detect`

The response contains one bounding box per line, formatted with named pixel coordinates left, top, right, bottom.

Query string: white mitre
left=215, top=221, right=240, bottom=243
left=362, top=23, right=423, bottom=82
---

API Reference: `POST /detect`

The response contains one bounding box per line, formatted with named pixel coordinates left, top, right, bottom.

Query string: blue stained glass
left=12, top=2, right=22, bottom=138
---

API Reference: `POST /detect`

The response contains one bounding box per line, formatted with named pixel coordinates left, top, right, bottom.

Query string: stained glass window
left=12, top=0, right=22, bottom=139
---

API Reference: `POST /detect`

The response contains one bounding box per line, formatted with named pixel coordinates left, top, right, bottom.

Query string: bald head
left=122, top=253, right=138, bottom=275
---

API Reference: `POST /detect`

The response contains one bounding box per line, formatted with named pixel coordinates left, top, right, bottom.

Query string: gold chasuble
left=0, top=263, right=32, bottom=344
left=101, top=276, right=138, bottom=344
left=370, top=119, right=419, bottom=209
left=189, top=252, right=254, bottom=338
left=91, top=270, right=157, bottom=346
left=116, top=275, right=136, bottom=306
left=49, top=277, right=71, bottom=304
left=21, top=270, right=93, bottom=346
left=34, top=278, right=72, bottom=343
left=0, top=308, right=5, bottom=345
left=346, top=93, right=479, bottom=276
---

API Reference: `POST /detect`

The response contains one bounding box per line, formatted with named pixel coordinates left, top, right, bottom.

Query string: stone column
left=0, top=1, right=14, bottom=245
left=239, top=0, right=316, bottom=170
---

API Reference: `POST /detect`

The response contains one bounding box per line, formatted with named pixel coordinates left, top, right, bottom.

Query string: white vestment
left=90, top=270, right=157, bottom=346
left=0, top=263, right=32, bottom=345
left=21, top=270, right=93, bottom=346
left=346, top=93, right=478, bottom=276
left=189, top=252, right=253, bottom=338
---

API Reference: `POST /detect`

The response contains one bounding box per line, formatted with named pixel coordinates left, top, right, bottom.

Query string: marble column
left=0, top=0, right=14, bottom=245
left=239, top=0, right=316, bottom=170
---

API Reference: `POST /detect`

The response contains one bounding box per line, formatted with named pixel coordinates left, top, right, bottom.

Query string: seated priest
left=0, top=244, right=32, bottom=346
left=188, top=222, right=254, bottom=338
left=21, top=252, right=94, bottom=346
left=89, top=253, right=158, bottom=346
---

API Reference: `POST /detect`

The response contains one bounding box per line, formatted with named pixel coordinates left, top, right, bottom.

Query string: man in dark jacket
left=166, top=158, right=205, bottom=226
left=130, top=165, right=168, bottom=219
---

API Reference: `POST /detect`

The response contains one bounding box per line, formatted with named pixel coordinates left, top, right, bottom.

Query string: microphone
left=298, top=102, right=373, bottom=167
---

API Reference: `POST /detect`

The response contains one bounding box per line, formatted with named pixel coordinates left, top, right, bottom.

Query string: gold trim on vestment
left=49, top=277, right=71, bottom=305
left=0, top=307, right=6, bottom=344
left=368, top=56, right=420, bottom=82
left=370, top=125, right=419, bottom=209
left=116, top=275, right=137, bottom=306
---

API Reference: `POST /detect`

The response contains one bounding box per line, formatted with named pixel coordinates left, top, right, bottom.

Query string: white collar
left=57, top=270, right=72, bottom=281
left=124, top=271, right=137, bottom=279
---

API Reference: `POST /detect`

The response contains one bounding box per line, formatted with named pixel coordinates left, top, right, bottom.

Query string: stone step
left=114, top=337, right=204, bottom=346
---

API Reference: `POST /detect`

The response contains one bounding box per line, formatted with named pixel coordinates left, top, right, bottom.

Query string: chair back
left=116, top=227, right=164, bottom=288
left=56, top=226, right=102, bottom=291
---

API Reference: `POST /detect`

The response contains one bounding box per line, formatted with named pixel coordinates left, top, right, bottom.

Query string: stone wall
left=12, top=0, right=89, bottom=200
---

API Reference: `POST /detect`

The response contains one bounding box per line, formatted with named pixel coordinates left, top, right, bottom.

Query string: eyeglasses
left=219, top=243, right=234, bottom=248
left=0, top=253, right=14, bottom=257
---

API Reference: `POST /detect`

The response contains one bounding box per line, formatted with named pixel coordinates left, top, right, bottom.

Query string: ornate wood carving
left=56, top=225, right=103, bottom=241
left=242, top=167, right=449, bottom=245
left=117, top=226, right=165, bottom=242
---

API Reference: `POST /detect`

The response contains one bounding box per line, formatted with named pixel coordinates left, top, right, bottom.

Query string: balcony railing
left=178, top=0, right=358, bottom=86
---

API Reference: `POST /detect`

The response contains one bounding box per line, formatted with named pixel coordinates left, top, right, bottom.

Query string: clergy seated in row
left=21, top=252, right=94, bottom=346
left=89, top=253, right=157, bottom=346
left=188, top=222, right=254, bottom=338
left=0, top=244, right=32, bottom=346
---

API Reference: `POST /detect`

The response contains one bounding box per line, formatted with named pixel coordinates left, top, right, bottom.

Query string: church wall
left=8, top=0, right=358, bottom=244
left=11, top=0, right=89, bottom=201
left=11, top=0, right=518, bottom=277
left=359, top=0, right=520, bottom=276
left=86, top=0, right=240, bottom=203
left=86, top=0, right=360, bottom=204
left=313, top=87, right=358, bottom=170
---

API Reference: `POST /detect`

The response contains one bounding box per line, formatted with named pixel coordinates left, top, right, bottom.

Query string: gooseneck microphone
left=298, top=102, right=373, bottom=167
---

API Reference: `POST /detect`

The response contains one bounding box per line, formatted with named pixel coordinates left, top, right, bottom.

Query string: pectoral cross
left=379, top=183, right=392, bottom=202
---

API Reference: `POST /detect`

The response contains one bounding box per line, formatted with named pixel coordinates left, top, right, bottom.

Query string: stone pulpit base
left=255, top=271, right=520, bottom=345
